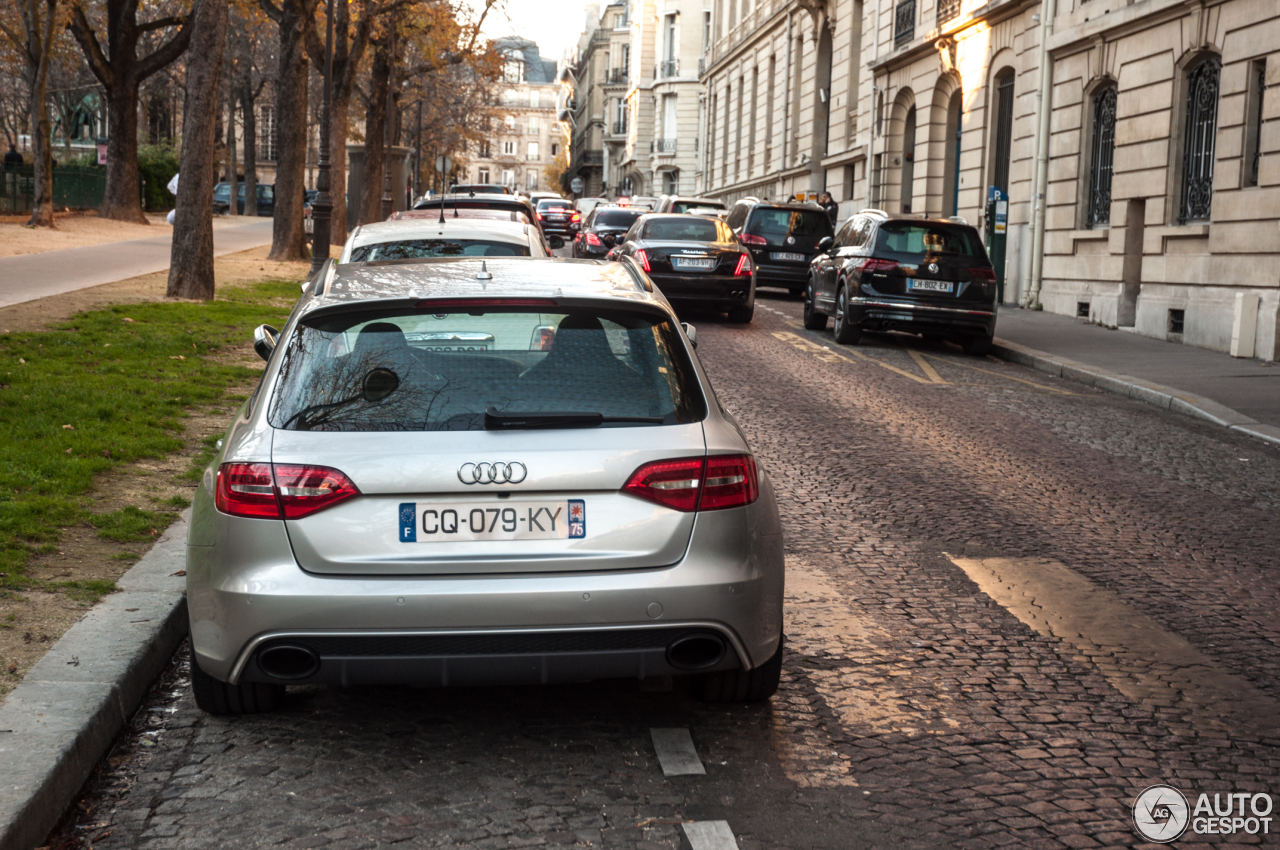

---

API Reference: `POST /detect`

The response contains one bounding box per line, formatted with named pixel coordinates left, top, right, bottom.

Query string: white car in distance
left=338, top=217, right=554, bottom=264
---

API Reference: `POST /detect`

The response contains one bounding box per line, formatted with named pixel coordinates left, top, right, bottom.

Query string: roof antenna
left=477, top=261, right=493, bottom=281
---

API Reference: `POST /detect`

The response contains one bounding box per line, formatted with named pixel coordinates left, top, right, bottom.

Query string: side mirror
left=606, top=248, right=620, bottom=261
left=682, top=322, right=698, bottom=349
left=548, top=236, right=565, bottom=249
left=252, top=324, right=279, bottom=362
left=816, top=236, right=834, bottom=253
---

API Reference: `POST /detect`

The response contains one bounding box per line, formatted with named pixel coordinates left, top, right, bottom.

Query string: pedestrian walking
left=4, top=144, right=23, bottom=166
left=819, top=191, right=839, bottom=225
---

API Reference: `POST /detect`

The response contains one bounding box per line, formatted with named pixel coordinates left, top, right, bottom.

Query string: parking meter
left=984, top=187, right=1008, bottom=303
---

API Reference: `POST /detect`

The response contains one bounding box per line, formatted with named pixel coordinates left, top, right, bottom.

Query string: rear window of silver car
left=268, top=307, right=706, bottom=431
left=349, top=239, right=530, bottom=261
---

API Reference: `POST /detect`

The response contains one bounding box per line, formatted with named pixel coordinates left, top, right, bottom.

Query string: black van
left=724, top=199, right=834, bottom=295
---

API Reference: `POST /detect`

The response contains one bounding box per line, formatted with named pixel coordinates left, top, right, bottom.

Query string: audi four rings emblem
left=458, top=462, right=528, bottom=484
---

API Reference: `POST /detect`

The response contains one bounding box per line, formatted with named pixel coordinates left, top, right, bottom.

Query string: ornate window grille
left=1087, top=86, right=1116, bottom=228
left=1179, top=57, right=1220, bottom=222
left=894, top=0, right=915, bottom=46
left=937, top=0, right=960, bottom=24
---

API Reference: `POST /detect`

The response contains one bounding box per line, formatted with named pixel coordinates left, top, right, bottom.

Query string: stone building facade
left=566, top=3, right=632, bottom=197
left=690, top=0, right=1278, bottom=357
left=465, top=37, right=562, bottom=194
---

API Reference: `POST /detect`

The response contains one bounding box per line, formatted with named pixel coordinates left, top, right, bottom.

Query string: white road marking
left=682, top=820, right=740, bottom=850
left=650, top=727, right=705, bottom=775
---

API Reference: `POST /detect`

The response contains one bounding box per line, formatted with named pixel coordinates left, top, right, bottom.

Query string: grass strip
left=0, top=280, right=296, bottom=598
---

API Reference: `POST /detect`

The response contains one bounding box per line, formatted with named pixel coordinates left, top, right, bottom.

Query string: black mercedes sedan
left=612, top=214, right=755, bottom=323
left=805, top=210, right=998, bottom=354
left=571, top=206, right=646, bottom=259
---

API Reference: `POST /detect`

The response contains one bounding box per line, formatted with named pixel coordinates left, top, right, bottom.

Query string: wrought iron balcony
left=611, top=121, right=628, bottom=135
left=894, top=0, right=915, bottom=46
left=606, top=68, right=628, bottom=85
left=654, top=139, right=677, bottom=154
left=937, top=0, right=960, bottom=24
left=659, top=59, right=679, bottom=78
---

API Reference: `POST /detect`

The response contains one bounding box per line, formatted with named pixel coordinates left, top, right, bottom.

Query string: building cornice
left=1046, top=0, right=1218, bottom=54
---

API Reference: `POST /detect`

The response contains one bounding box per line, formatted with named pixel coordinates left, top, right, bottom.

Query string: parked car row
left=188, top=186, right=787, bottom=717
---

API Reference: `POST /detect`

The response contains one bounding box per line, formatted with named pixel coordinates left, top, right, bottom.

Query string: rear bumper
left=187, top=478, right=784, bottom=687
left=540, top=222, right=577, bottom=236
left=751, top=262, right=810, bottom=287
left=649, top=273, right=753, bottom=307
left=849, top=297, right=996, bottom=336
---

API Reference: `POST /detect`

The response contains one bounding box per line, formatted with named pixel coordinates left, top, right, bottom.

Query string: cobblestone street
left=51, top=293, right=1280, bottom=850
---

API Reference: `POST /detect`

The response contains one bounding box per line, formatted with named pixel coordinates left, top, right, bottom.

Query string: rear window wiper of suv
left=484, top=407, right=664, bottom=430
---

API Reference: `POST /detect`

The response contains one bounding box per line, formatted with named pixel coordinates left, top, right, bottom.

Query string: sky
left=465, top=0, right=600, bottom=67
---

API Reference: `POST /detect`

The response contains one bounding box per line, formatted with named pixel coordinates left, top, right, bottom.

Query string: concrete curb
left=0, top=511, right=190, bottom=850
left=990, top=338, right=1280, bottom=448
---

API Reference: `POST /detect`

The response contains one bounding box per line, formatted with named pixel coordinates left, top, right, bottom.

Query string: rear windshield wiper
left=484, top=407, right=664, bottom=430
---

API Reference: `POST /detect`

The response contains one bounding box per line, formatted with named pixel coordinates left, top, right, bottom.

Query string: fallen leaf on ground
left=7, top=663, right=17, bottom=674
left=170, top=570, right=186, bottom=576
left=62, top=424, right=74, bottom=430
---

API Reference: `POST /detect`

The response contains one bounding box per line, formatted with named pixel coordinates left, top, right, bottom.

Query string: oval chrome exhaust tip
left=666, top=634, right=727, bottom=670
left=256, top=644, right=320, bottom=680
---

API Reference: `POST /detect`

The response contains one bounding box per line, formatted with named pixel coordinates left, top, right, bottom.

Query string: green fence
left=1, top=164, right=106, bottom=214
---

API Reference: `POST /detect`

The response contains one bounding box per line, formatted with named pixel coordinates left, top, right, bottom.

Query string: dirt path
left=0, top=210, right=256, bottom=259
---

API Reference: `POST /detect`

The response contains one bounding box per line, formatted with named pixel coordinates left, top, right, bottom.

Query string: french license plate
left=673, top=257, right=715, bottom=270
left=771, top=251, right=805, bottom=262
left=907, top=278, right=955, bottom=293
left=399, top=500, right=585, bottom=542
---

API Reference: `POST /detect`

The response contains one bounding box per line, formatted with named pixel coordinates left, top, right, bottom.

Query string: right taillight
left=739, top=233, right=766, bottom=246
left=622, top=455, right=759, bottom=512
left=734, top=254, right=752, bottom=276
left=215, top=462, right=360, bottom=519
left=968, top=267, right=996, bottom=281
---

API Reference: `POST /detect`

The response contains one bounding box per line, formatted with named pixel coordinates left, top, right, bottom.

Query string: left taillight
left=215, top=463, right=359, bottom=519
left=635, top=249, right=652, bottom=272
left=622, top=455, right=759, bottom=513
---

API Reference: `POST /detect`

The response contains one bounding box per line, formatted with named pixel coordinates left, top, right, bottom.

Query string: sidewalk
left=993, top=306, right=1280, bottom=432
left=0, top=219, right=274, bottom=309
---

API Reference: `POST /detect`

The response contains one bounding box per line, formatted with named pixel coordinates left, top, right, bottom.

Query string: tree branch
left=135, top=3, right=196, bottom=81
left=258, top=0, right=283, bottom=24
left=138, top=15, right=187, bottom=32
left=66, top=2, right=115, bottom=89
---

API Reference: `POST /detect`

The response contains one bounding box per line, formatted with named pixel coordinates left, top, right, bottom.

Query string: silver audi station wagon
left=186, top=257, right=785, bottom=714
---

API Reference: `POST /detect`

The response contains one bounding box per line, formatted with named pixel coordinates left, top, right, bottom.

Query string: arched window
left=1179, top=56, right=1220, bottom=222
left=1087, top=85, right=1117, bottom=228
left=990, top=69, right=1014, bottom=195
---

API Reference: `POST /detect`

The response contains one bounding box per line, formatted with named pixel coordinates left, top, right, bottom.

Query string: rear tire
left=802, top=280, right=827, bottom=330
left=963, top=332, right=993, bottom=356
left=695, top=635, right=784, bottom=703
left=727, top=304, right=754, bottom=324
left=832, top=285, right=861, bottom=345
left=191, top=654, right=283, bottom=715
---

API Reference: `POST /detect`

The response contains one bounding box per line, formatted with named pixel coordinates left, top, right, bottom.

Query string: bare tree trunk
left=358, top=30, right=390, bottom=226
left=242, top=81, right=258, bottom=216
left=9, top=0, right=58, bottom=227
left=327, top=96, right=349, bottom=240
left=264, top=0, right=311, bottom=260
left=226, top=84, right=238, bottom=216
left=166, top=0, right=227, bottom=300
left=69, top=0, right=193, bottom=224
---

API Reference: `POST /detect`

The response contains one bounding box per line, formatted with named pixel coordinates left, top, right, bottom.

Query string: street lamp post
left=310, top=0, right=336, bottom=275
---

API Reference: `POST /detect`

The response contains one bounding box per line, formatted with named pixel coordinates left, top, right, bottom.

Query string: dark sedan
left=805, top=211, right=997, bottom=354
left=613, top=214, right=755, bottom=323
left=535, top=198, right=580, bottom=239
left=212, top=182, right=274, bottom=216
left=571, top=206, right=646, bottom=259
